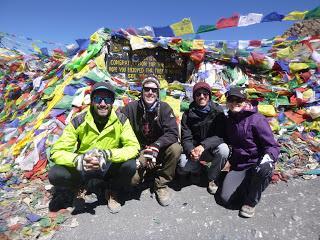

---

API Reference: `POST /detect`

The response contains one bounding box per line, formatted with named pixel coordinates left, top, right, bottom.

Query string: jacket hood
left=228, top=102, right=257, bottom=119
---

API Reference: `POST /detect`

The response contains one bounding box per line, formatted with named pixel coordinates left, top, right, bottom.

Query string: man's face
left=195, top=89, right=210, bottom=107
left=91, top=90, right=114, bottom=117
left=142, top=82, right=158, bottom=106
left=226, top=96, right=246, bottom=112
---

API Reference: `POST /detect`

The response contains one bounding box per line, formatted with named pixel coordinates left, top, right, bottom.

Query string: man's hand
left=190, top=145, right=204, bottom=161
left=260, top=154, right=273, bottom=165
left=137, top=153, right=156, bottom=170
left=138, top=144, right=160, bottom=170
left=83, top=155, right=101, bottom=171
left=74, top=149, right=111, bottom=172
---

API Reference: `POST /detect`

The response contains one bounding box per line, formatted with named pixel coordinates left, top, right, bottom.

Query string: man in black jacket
left=180, top=82, right=229, bottom=194
left=121, top=76, right=182, bottom=206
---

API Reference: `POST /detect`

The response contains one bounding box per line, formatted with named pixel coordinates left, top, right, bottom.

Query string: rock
left=251, top=229, right=263, bottom=238
left=291, top=215, right=302, bottom=221
left=282, top=20, right=320, bottom=37
left=273, top=212, right=281, bottom=218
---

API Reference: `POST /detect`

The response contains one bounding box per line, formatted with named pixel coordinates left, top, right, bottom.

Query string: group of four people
left=48, top=76, right=279, bottom=218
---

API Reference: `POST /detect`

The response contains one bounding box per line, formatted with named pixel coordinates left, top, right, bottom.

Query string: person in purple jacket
left=219, top=87, right=280, bottom=218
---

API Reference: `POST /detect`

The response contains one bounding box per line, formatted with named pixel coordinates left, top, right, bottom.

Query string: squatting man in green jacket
left=48, top=82, right=140, bottom=213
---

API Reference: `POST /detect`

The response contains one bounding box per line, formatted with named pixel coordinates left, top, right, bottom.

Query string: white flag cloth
left=238, top=13, right=263, bottom=27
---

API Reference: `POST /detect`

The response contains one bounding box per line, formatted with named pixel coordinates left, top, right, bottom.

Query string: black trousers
left=219, top=162, right=273, bottom=208
left=48, top=159, right=137, bottom=193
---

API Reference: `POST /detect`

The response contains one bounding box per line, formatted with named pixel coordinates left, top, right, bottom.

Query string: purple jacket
left=225, top=105, right=280, bottom=171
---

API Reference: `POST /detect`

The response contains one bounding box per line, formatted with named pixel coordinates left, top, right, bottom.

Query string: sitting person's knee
left=217, top=143, right=230, bottom=158
left=121, top=159, right=137, bottom=174
left=167, top=143, right=182, bottom=159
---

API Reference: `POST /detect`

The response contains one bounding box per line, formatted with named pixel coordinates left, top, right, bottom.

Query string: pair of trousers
left=178, top=143, right=229, bottom=181
left=48, top=159, right=137, bottom=192
left=134, top=143, right=182, bottom=189
left=220, top=162, right=273, bottom=207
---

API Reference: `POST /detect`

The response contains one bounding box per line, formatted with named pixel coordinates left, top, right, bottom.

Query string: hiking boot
left=239, top=205, right=255, bottom=218
left=155, top=186, right=171, bottom=206
left=207, top=180, right=218, bottom=195
left=105, top=190, right=121, bottom=214
left=131, top=168, right=145, bottom=186
left=49, top=188, right=74, bottom=212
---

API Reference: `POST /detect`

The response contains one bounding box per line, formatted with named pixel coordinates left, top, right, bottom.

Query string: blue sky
left=1, top=0, right=319, bottom=47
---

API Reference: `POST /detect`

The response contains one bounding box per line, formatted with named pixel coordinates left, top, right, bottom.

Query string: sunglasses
left=227, top=97, right=244, bottom=103
left=92, top=96, right=114, bottom=104
left=143, top=87, right=158, bottom=93
left=195, top=91, right=209, bottom=97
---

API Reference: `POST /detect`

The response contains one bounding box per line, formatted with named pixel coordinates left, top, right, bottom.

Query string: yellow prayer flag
left=289, top=62, right=309, bottom=72
left=283, top=11, right=308, bottom=20
left=31, top=43, right=42, bottom=54
left=170, top=18, right=195, bottom=36
left=129, top=35, right=155, bottom=50
left=269, top=118, right=280, bottom=132
left=219, top=94, right=226, bottom=104
left=90, top=32, right=100, bottom=43
left=46, top=76, right=59, bottom=88
left=276, top=46, right=293, bottom=59
left=192, top=39, right=205, bottom=50
left=302, top=89, right=314, bottom=100
left=245, top=88, right=257, bottom=94
left=95, top=53, right=106, bottom=70
left=258, top=105, right=277, bottom=117
left=163, top=96, right=182, bottom=119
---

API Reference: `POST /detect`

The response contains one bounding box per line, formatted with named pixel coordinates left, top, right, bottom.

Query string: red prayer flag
left=216, top=14, right=240, bottom=29
left=249, top=40, right=262, bottom=47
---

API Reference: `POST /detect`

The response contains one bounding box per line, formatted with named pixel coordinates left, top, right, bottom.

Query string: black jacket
left=181, top=101, right=226, bottom=156
left=121, top=100, right=179, bottom=150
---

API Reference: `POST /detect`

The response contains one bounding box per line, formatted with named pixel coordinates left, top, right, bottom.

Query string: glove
left=143, top=144, right=160, bottom=162
left=260, top=154, right=273, bottom=165
left=256, top=154, right=274, bottom=175
left=74, top=149, right=112, bottom=172
left=256, top=154, right=274, bottom=173
left=96, top=149, right=112, bottom=172
left=139, top=143, right=160, bottom=170
left=74, top=154, right=85, bottom=172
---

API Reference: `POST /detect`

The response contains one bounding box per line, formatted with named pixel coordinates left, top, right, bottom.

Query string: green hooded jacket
left=51, top=108, right=140, bottom=167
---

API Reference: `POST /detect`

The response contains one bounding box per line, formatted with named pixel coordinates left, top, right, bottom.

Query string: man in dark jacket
left=180, top=82, right=229, bottom=194
left=121, top=76, right=182, bottom=206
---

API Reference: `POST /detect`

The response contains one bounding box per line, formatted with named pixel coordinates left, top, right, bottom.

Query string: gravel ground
left=54, top=177, right=320, bottom=240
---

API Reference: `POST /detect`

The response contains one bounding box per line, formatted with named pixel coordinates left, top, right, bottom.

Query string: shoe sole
left=239, top=211, right=255, bottom=218
left=108, top=206, right=121, bottom=214
left=207, top=188, right=218, bottom=195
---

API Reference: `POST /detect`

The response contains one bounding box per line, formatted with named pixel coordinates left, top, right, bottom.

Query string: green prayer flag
left=54, top=95, right=74, bottom=109
left=288, top=78, right=299, bottom=90
left=39, top=217, right=52, bottom=228
left=196, top=25, right=217, bottom=34
left=304, top=6, right=320, bottom=19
